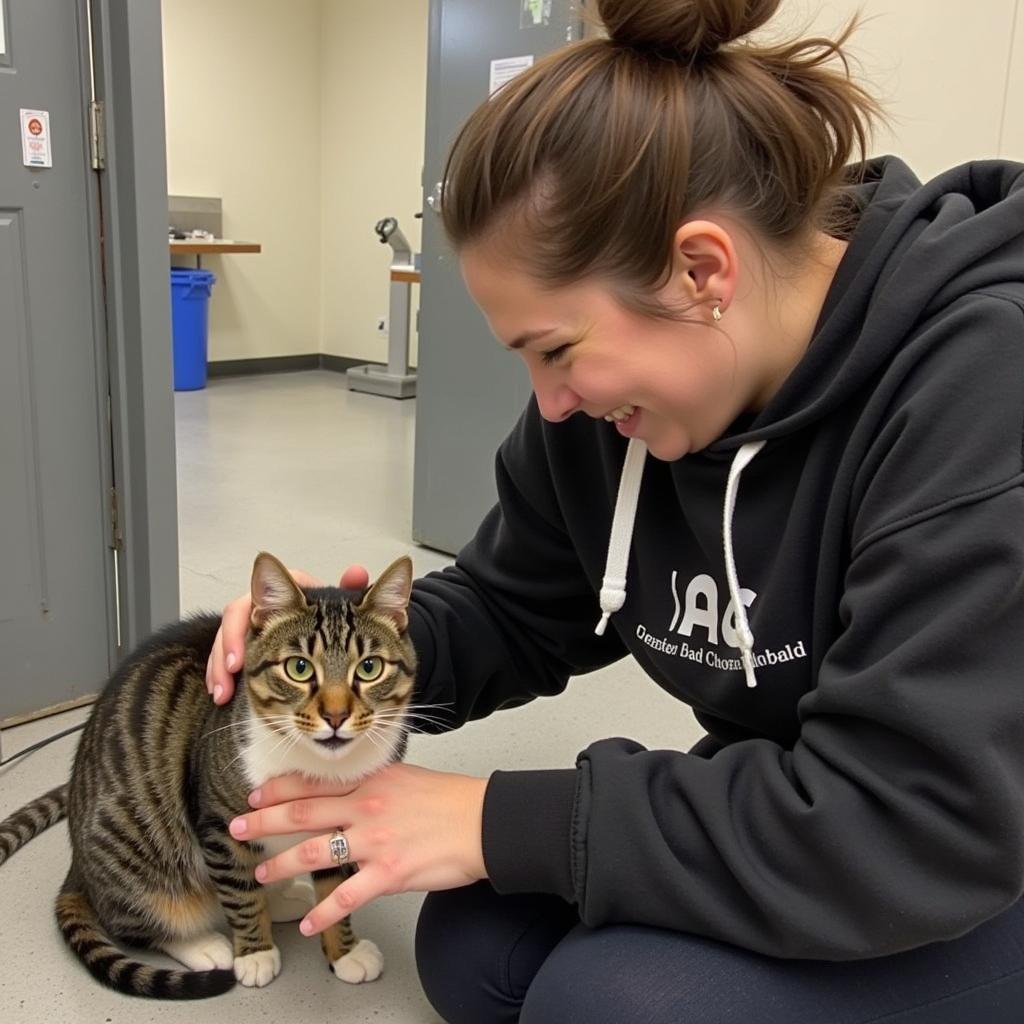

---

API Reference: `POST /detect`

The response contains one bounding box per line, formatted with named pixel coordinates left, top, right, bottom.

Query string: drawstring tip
left=741, top=649, right=758, bottom=688
left=594, top=613, right=610, bottom=637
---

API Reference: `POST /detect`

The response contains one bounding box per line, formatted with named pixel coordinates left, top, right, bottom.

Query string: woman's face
left=460, top=246, right=744, bottom=460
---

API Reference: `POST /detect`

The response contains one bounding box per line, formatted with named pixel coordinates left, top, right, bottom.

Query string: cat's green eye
left=355, top=656, right=384, bottom=683
left=284, top=656, right=316, bottom=683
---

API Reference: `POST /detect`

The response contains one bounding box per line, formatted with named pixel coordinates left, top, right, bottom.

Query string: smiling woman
left=204, top=0, right=1024, bottom=1021
left=460, top=222, right=847, bottom=458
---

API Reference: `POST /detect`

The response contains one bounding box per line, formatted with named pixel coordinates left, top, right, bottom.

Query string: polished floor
left=0, top=371, right=702, bottom=1022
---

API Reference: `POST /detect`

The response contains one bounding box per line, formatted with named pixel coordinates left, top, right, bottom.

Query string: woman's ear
left=666, top=218, right=737, bottom=313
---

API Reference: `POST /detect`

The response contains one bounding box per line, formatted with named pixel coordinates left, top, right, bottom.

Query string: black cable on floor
left=0, top=723, right=86, bottom=768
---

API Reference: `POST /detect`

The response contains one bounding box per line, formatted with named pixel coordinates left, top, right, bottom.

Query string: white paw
left=234, top=946, right=282, bottom=987
left=162, top=932, right=235, bottom=971
left=266, top=878, right=315, bottom=922
left=332, top=938, right=383, bottom=984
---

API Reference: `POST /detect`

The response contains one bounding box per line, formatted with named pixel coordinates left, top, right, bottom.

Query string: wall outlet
left=376, top=316, right=389, bottom=335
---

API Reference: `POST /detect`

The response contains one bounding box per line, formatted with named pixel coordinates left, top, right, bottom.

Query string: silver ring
left=328, top=829, right=351, bottom=866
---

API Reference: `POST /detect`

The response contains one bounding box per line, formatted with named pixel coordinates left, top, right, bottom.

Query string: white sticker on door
left=490, top=55, right=535, bottom=96
left=21, top=109, right=53, bottom=168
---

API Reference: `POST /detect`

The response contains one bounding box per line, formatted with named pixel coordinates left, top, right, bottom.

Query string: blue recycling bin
left=170, top=268, right=216, bottom=391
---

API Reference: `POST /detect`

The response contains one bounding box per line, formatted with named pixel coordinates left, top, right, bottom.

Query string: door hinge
left=109, top=486, right=123, bottom=551
left=89, top=100, right=106, bottom=171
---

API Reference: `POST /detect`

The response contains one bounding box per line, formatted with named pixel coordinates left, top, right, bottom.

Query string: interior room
left=2, top=1, right=1024, bottom=1021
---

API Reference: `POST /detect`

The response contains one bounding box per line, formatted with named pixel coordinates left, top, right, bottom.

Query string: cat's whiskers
left=221, top=719, right=299, bottom=772
left=199, top=715, right=294, bottom=743
left=362, top=722, right=401, bottom=759
left=358, top=726, right=389, bottom=756
left=380, top=701, right=454, bottom=719
left=373, top=709, right=450, bottom=730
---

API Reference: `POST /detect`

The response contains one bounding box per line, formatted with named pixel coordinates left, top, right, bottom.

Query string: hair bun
left=597, top=0, right=780, bottom=58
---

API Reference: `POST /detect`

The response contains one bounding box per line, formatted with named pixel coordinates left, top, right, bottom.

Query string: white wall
left=162, top=0, right=324, bottom=363
left=320, top=1, right=428, bottom=367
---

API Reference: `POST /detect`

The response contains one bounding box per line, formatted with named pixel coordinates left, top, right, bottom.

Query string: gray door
left=0, top=0, right=117, bottom=720
left=413, top=0, right=586, bottom=555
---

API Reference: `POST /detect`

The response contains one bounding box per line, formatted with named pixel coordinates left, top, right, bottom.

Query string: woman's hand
left=205, top=563, right=371, bottom=704
left=228, top=763, right=489, bottom=935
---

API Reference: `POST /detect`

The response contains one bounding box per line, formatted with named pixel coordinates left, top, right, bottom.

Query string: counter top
left=169, top=240, right=261, bottom=254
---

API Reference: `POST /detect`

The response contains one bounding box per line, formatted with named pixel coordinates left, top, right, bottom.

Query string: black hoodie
left=406, top=156, right=1024, bottom=959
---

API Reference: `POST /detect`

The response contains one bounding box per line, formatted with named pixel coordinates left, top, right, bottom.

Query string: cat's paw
left=266, top=878, right=315, bottom=922
left=331, top=938, right=383, bottom=983
left=234, top=946, right=282, bottom=987
left=163, top=932, right=235, bottom=971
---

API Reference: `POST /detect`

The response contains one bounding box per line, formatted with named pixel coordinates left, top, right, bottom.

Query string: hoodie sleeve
left=406, top=402, right=627, bottom=730
left=482, top=295, right=1024, bottom=959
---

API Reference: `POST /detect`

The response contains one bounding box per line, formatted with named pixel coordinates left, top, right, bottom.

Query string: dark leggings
left=415, top=882, right=1024, bottom=1023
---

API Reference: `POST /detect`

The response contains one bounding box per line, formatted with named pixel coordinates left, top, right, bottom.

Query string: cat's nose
left=323, top=710, right=349, bottom=730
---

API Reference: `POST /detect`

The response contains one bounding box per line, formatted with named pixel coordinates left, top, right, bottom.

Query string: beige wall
left=162, top=0, right=324, bottom=363
left=162, top=1, right=1019, bottom=365
left=767, top=1, right=1023, bottom=176
left=1002, top=0, right=1024, bottom=159
left=320, top=1, right=429, bottom=366
left=162, top=0, right=428, bottom=365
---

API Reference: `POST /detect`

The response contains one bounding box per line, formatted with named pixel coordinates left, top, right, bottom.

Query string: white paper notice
left=490, top=55, right=534, bottom=96
left=21, top=109, right=53, bottom=168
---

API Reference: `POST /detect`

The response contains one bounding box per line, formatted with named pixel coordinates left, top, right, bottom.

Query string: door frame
left=92, top=0, right=179, bottom=652
left=0, top=0, right=175, bottom=736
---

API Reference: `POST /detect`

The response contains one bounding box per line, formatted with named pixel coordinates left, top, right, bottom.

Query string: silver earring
left=712, top=305, right=723, bottom=322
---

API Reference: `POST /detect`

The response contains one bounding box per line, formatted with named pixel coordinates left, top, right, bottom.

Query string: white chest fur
left=238, top=715, right=402, bottom=859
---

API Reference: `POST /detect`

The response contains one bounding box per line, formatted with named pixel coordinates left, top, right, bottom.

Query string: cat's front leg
left=312, top=865, right=383, bottom=983
left=199, top=823, right=282, bottom=988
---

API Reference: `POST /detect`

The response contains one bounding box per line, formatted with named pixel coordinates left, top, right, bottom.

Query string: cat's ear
left=250, top=552, right=309, bottom=629
left=357, top=556, right=413, bottom=632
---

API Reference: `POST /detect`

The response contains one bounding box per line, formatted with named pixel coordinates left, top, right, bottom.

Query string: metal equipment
left=347, top=217, right=418, bottom=399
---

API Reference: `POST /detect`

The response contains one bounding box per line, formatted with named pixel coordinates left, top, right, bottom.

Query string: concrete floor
left=0, top=371, right=702, bottom=1022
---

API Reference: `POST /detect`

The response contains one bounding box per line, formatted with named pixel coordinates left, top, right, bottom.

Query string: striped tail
left=0, top=782, right=68, bottom=866
left=56, top=879, right=236, bottom=1000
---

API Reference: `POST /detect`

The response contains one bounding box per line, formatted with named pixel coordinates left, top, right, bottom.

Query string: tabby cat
left=0, top=553, right=417, bottom=999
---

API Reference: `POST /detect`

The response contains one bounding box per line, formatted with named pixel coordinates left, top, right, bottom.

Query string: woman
left=207, top=1, right=1024, bottom=1019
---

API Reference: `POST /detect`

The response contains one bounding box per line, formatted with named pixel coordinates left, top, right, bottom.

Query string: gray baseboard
left=207, top=354, right=366, bottom=378
left=320, top=354, right=368, bottom=375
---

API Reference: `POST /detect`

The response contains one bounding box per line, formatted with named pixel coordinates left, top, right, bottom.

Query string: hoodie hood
left=709, top=155, right=1024, bottom=451
left=594, top=156, right=1024, bottom=664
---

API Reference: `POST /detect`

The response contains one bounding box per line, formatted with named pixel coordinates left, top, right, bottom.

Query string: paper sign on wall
left=21, top=109, right=53, bottom=168
left=490, top=55, right=535, bottom=96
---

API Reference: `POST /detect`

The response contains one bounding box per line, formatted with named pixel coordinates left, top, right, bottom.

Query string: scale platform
left=347, top=363, right=417, bottom=399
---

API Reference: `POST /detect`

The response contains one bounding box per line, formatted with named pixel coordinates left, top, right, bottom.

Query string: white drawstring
left=594, top=438, right=648, bottom=636
left=723, top=441, right=767, bottom=687
left=594, top=435, right=767, bottom=693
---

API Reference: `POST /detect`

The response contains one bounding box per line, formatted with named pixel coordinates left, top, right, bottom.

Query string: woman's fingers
left=247, top=829, right=387, bottom=935
left=248, top=773, right=357, bottom=809
left=230, top=796, right=352, bottom=840
left=339, top=564, right=370, bottom=590
left=299, top=865, right=388, bottom=935
left=205, top=593, right=252, bottom=703
left=253, top=828, right=358, bottom=885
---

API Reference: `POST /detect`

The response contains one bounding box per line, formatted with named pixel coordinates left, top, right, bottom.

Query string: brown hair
left=441, top=0, right=886, bottom=322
